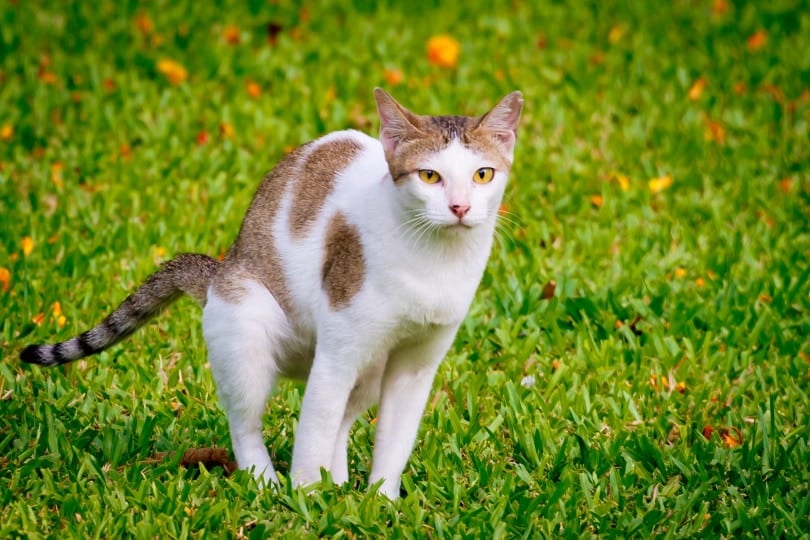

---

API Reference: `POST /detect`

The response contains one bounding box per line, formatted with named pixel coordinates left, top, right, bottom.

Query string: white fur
left=202, top=129, right=511, bottom=498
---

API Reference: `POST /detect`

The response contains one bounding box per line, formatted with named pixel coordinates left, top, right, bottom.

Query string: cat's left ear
left=374, top=88, right=423, bottom=156
left=476, top=91, right=524, bottom=154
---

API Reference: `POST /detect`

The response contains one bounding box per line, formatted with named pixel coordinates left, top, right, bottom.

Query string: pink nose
left=450, top=204, right=470, bottom=218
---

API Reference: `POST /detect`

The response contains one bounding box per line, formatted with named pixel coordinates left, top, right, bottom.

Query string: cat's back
left=220, top=129, right=387, bottom=320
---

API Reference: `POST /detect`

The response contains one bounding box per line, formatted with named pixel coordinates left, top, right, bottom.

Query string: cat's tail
left=20, top=253, right=219, bottom=367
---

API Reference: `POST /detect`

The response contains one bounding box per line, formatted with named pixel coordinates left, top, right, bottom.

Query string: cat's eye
left=473, top=167, right=495, bottom=184
left=418, top=169, right=441, bottom=184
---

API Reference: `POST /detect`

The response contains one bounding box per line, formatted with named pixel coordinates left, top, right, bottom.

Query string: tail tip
left=20, top=344, right=52, bottom=365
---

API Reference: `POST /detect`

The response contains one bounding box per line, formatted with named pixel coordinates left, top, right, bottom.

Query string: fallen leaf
left=747, top=29, right=767, bottom=51
left=608, top=25, right=625, bottom=44
left=703, top=117, right=726, bottom=144
left=219, top=122, right=235, bottom=138
left=0, top=267, right=9, bottom=292
left=648, top=174, right=673, bottom=193
left=712, top=0, right=729, bottom=15
left=688, top=77, right=707, bottom=101
left=0, top=124, right=12, bottom=141
left=590, top=194, right=604, bottom=208
left=551, top=359, right=561, bottom=372
left=612, top=172, right=630, bottom=191
left=195, top=131, right=209, bottom=146
left=779, top=178, right=793, bottom=193
left=32, top=313, right=45, bottom=325
left=246, top=80, right=261, bottom=98
left=383, top=68, right=404, bottom=86
left=135, top=13, right=153, bottom=35
left=702, top=425, right=714, bottom=439
left=720, top=427, right=742, bottom=448
left=541, top=280, right=556, bottom=300
left=426, top=35, right=460, bottom=69
left=695, top=277, right=706, bottom=288
left=156, top=59, right=187, bottom=85
left=266, top=22, right=283, bottom=46
left=21, top=236, right=34, bottom=257
left=222, top=25, right=240, bottom=45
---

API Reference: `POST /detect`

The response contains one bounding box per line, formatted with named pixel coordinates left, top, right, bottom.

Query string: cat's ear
left=476, top=91, right=524, bottom=154
left=374, top=88, right=423, bottom=155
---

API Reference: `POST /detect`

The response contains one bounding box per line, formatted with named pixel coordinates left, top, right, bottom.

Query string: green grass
left=2, top=0, right=809, bottom=537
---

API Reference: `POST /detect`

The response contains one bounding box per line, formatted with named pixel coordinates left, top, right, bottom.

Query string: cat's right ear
left=374, top=88, right=422, bottom=155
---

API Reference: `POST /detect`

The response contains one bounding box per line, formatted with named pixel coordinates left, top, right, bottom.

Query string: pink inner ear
left=495, top=131, right=515, bottom=147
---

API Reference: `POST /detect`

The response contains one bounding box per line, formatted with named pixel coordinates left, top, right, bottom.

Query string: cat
left=20, top=88, right=523, bottom=499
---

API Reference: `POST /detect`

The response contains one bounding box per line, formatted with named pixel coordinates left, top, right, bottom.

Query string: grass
left=1, top=0, right=808, bottom=537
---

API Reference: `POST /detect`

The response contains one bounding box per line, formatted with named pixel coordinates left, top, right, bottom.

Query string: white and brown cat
left=21, top=88, right=523, bottom=499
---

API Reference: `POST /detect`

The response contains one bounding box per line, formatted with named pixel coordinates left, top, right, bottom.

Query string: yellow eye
left=418, top=169, right=441, bottom=184
left=473, top=167, right=495, bottom=184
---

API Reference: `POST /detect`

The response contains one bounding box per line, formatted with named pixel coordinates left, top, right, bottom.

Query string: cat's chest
left=382, top=254, right=484, bottom=327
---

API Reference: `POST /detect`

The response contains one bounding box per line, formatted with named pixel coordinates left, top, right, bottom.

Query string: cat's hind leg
left=202, top=279, right=287, bottom=485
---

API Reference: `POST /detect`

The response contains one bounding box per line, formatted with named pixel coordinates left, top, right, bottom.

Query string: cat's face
left=375, top=90, right=523, bottom=233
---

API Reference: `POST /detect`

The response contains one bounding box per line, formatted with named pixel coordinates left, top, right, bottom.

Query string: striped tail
left=20, top=253, right=219, bottom=367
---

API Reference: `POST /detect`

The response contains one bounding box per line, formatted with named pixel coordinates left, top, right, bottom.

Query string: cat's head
left=374, top=88, right=523, bottom=232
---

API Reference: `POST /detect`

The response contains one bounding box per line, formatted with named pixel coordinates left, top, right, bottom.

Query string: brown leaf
left=541, top=280, right=556, bottom=300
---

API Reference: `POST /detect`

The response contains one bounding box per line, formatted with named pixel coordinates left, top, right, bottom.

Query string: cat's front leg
left=290, top=344, right=363, bottom=488
left=369, top=323, right=459, bottom=499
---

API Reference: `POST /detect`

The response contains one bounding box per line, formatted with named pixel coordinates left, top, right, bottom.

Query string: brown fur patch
left=322, top=213, right=365, bottom=310
left=289, top=138, right=362, bottom=237
left=215, top=144, right=311, bottom=309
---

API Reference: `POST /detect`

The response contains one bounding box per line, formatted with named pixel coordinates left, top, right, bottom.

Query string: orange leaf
left=589, top=194, right=604, bottom=208
left=648, top=175, right=673, bottom=193
left=103, top=78, right=116, bottom=92
left=222, top=25, right=240, bottom=45
left=747, top=29, right=767, bottom=51
left=779, top=178, right=793, bottom=194
left=703, top=118, right=726, bottom=144
left=720, top=427, right=743, bottom=448
left=195, top=131, right=209, bottom=146
left=32, top=313, right=45, bottom=325
left=551, top=359, right=561, bottom=372
left=688, top=77, right=707, bottom=101
left=695, top=277, right=706, bottom=288
left=21, top=236, right=34, bottom=257
left=156, top=59, right=187, bottom=85
left=38, top=71, right=59, bottom=85
left=712, top=0, right=729, bottom=15
left=0, top=124, right=13, bottom=141
left=383, top=68, right=404, bottom=87
left=674, top=267, right=687, bottom=278
left=426, top=35, right=460, bottom=69
left=135, top=13, right=153, bottom=35
left=0, top=267, right=10, bottom=292
left=51, top=301, right=62, bottom=317
left=246, top=81, right=261, bottom=98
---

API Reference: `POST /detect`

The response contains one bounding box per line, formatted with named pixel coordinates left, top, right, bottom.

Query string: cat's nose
left=449, top=204, right=470, bottom=218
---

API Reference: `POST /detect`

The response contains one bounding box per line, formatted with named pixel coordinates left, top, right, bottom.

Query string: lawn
left=1, top=0, right=808, bottom=537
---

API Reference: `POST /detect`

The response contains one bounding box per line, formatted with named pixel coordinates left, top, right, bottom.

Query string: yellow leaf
left=426, top=35, right=460, bottom=69
left=21, top=236, right=34, bottom=257
left=0, top=124, right=13, bottom=141
left=674, top=267, right=687, bottom=278
left=688, top=77, right=707, bottom=101
left=57, top=315, right=67, bottom=328
left=612, top=172, right=630, bottom=191
left=608, top=25, right=625, bottom=44
left=156, top=59, right=187, bottom=85
left=219, top=122, right=235, bottom=139
left=648, top=175, right=673, bottom=193
left=51, top=301, right=62, bottom=317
